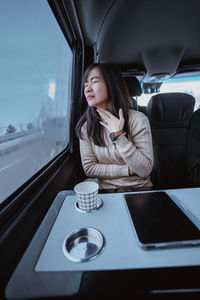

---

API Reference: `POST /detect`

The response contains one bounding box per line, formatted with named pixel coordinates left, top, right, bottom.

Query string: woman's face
left=84, top=67, right=112, bottom=110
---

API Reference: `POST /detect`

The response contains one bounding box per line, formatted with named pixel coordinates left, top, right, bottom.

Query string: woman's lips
left=87, top=95, right=95, bottom=100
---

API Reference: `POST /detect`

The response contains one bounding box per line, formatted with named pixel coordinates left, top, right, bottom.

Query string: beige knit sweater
left=79, top=109, right=154, bottom=189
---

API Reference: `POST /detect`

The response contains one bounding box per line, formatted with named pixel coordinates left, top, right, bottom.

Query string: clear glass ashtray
left=62, top=227, right=105, bottom=263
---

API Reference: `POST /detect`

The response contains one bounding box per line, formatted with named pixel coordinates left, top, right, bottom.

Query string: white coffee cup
left=74, top=181, right=99, bottom=212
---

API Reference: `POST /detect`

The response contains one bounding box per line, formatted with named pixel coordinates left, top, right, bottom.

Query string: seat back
left=146, top=92, right=195, bottom=188
left=124, top=76, right=146, bottom=113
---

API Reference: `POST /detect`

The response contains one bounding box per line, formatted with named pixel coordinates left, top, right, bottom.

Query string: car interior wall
left=0, top=3, right=87, bottom=294
left=0, top=151, right=87, bottom=299
left=0, top=0, right=199, bottom=293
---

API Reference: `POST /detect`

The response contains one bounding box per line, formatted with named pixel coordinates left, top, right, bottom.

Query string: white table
left=35, top=188, right=200, bottom=272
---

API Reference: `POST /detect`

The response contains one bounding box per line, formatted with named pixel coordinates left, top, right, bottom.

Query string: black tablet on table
left=124, top=192, right=200, bottom=249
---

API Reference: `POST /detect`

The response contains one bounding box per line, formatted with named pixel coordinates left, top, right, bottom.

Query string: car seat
left=124, top=76, right=147, bottom=114
left=146, top=92, right=195, bottom=188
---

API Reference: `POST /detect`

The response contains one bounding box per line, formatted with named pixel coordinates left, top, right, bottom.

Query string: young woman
left=76, top=63, right=154, bottom=190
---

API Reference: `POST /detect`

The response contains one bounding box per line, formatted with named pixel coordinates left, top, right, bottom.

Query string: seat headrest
left=124, top=76, right=142, bottom=97
left=146, top=93, right=195, bottom=126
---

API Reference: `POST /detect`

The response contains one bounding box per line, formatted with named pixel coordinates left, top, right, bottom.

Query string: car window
left=137, top=76, right=200, bottom=110
left=0, top=0, right=72, bottom=204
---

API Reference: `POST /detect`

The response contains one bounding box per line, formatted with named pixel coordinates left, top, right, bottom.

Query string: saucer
left=74, top=197, right=103, bottom=213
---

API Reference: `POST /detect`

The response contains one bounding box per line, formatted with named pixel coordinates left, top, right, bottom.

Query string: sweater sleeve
left=79, top=124, right=129, bottom=179
left=114, top=111, right=154, bottom=178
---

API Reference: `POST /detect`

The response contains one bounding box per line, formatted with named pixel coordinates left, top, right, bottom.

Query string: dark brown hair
left=76, top=63, right=130, bottom=146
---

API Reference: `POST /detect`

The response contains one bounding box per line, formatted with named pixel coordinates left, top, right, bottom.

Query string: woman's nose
left=85, top=82, right=92, bottom=93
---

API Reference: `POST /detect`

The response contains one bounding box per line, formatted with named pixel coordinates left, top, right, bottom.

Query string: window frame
left=0, top=1, right=87, bottom=294
left=0, top=0, right=84, bottom=237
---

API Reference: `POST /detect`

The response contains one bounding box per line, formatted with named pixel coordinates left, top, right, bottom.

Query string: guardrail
left=0, top=129, right=38, bottom=143
left=0, top=130, right=41, bottom=156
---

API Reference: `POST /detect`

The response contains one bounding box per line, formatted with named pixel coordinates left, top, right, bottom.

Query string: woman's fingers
left=97, top=108, right=124, bottom=121
left=97, top=108, right=113, bottom=118
left=97, top=108, right=124, bottom=132
left=97, top=111, right=110, bottom=125
left=119, top=108, right=124, bottom=120
left=99, top=121, right=109, bottom=129
left=97, top=109, right=112, bottom=121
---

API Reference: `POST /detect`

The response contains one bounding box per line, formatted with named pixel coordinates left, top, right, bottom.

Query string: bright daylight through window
left=0, top=0, right=72, bottom=203
left=137, top=76, right=200, bottom=110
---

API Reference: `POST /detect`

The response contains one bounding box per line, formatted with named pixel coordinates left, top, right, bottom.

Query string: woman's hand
left=97, top=108, right=125, bottom=133
left=128, top=167, right=134, bottom=176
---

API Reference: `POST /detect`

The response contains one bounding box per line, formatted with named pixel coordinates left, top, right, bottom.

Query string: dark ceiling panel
left=74, top=0, right=114, bottom=46
left=73, top=0, right=200, bottom=77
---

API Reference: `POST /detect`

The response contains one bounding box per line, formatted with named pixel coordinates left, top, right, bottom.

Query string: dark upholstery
left=124, top=76, right=143, bottom=111
left=124, top=76, right=142, bottom=97
left=146, top=92, right=195, bottom=188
